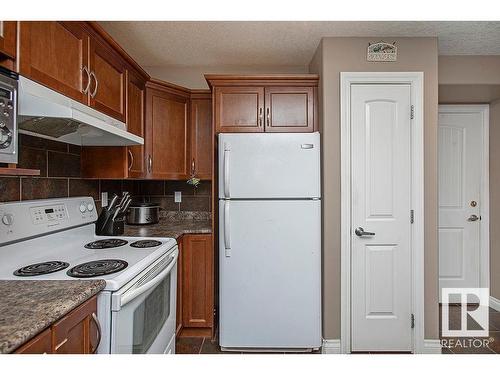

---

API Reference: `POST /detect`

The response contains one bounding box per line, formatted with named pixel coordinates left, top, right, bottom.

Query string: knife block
left=95, top=211, right=125, bottom=236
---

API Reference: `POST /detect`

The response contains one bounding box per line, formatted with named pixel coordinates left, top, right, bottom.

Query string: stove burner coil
left=66, top=259, right=128, bottom=278
left=84, top=239, right=128, bottom=249
left=14, top=261, right=70, bottom=276
left=130, top=240, right=163, bottom=248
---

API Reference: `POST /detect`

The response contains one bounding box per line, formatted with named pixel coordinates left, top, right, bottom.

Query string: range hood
left=17, top=76, right=143, bottom=146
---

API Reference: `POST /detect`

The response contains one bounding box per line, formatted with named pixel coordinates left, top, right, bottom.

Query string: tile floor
left=439, top=305, right=500, bottom=354
left=175, top=336, right=320, bottom=354
left=176, top=306, right=500, bottom=354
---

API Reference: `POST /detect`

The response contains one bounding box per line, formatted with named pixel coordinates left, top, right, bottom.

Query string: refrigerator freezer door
left=219, top=199, right=321, bottom=349
left=218, top=133, right=321, bottom=199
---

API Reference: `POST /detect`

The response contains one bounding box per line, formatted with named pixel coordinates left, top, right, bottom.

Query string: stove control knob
left=2, top=213, right=14, bottom=226
left=87, top=203, right=94, bottom=212
left=79, top=203, right=87, bottom=213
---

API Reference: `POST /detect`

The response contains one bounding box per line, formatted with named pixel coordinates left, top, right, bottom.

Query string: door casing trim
left=438, top=104, right=490, bottom=292
left=340, top=72, right=425, bottom=354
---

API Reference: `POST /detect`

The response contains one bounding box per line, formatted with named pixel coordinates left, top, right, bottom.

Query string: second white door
left=438, top=105, right=487, bottom=301
left=351, top=84, right=413, bottom=352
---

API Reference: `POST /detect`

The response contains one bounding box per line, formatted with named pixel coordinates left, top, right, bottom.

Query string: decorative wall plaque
left=367, top=41, right=397, bottom=62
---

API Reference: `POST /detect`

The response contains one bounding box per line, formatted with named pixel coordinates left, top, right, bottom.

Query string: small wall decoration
left=367, top=41, right=397, bottom=62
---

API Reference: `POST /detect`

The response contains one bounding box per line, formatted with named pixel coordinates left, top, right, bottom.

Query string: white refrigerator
left=218, top=132, right=321, bottom=351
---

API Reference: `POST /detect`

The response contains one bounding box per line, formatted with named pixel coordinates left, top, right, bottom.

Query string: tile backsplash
left=0, top=135, right=212, bottom=212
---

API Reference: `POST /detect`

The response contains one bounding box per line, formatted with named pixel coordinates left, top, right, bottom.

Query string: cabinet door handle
left=128, top=149, right=134, bottom=171
left=90, top=71, right=98, bottom=98
left=54, top=338, right=68, bottom=351
left=191, top=158, right=196, bottom=175
left=82, top=66, right=91, bottom=94
left=258, top=108, right=263, bottom=127
left=90, top=312, right=102, bottom=354
left=148, top=155, right=153, bottom=173
left=266, top=108, right=270, bottom=127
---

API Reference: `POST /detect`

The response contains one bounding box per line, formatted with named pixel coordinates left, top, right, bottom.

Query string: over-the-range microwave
left=0, top=67, right=18, bottom=164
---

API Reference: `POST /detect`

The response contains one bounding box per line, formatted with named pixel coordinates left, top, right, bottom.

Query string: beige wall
left=439, top=56, right=500, bottom=85
left=145, top=65, right=308, bottom=89
left=490, top=100, right=500, bottom=299
left=309, top=37, right=439, bottom=340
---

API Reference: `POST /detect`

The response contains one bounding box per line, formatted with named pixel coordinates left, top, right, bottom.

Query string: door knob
left=354, top=227, right=375, bottom=237
left=467, top=214, right=480, bottom=222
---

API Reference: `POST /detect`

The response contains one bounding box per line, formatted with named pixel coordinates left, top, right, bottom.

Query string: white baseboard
left=490, top=296, right=500, bottom=312
left=421, top=339, right=442, bottom=354
left=321, top=339, right=439, bottom=354
left=321, top=339, right=341, bottom=354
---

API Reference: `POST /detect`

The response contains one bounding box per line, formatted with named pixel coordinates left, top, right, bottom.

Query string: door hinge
left=410, top=209, right=414, bottom=224
left=410, top=105, right=415, bottom=120
left=411, top=313, right=415, bottom=329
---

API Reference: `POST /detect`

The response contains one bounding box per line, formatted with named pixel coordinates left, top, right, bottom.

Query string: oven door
left=110, top=248, right=178, bottom=354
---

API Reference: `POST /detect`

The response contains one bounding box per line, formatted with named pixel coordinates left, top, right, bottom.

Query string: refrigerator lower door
left=219, top=199, right=321, bottom=350
left=218, top=132, right=321, bottom=199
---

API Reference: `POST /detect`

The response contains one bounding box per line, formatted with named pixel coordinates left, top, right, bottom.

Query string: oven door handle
left=118, top=249, right=178, bottom=309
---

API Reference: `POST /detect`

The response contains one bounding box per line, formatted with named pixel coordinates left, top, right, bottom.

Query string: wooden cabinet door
left=182, top=235, right=213, bottom=328
left=215, top=86, right=264, bottom=133
left=15, top=329, right=52, bottom=354
left=18, top=22, right=90, bottom=103
left=89, top=38, right=126, bottom=122
left=264, top=86, right=315, bottom=132
left=127, top=71, right=146, bottom=177
left=146, top=87, right=189, bottom=179
left=52, top=296, right=98, bottom=354
left=0, top=21, right=16, bottom=59
left=190, top=97, right=212, bottom=179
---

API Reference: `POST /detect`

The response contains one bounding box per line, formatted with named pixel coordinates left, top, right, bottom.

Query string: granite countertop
left=0, top=280, right=106, bottom=354
left=123, top=212, right=212, bottom=239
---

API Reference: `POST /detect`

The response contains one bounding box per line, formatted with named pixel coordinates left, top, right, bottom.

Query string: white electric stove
left=0, top=197, right=178, bottom=354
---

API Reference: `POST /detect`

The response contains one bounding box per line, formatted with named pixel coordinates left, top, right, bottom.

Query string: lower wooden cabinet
left=176, top=234, right=214, bottom=337
left=15, top=296, right=99, bottom=354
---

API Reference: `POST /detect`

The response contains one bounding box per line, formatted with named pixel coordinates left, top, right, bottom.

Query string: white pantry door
left=438, top=107, right=484, bottom=300
left=351, top=84, right=412, bottom=352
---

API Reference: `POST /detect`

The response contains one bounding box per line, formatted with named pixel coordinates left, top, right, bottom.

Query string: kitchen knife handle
left=223, top=143, right=230, bottom=198
left=224, top=200, right=231, bottom=255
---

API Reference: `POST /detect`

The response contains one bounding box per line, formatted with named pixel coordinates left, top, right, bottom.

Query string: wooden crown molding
left=204, top=74, right=319, bottom=89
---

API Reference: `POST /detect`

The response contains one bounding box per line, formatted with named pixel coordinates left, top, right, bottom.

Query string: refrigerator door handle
left=223, top=143, right=231, bottom=198
left=224, top=200, right=231, bottom=256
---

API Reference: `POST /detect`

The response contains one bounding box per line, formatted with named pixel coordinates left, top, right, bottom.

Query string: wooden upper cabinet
left=146, top=83, right=190, bottom=179
left=81, top=69, right=146, bottom=179
left=207, top=74, right=318, bottom=133
left=89, top=38, right=126, bottom=122
left=265, top=86, right=314, bottom=132
left=190, top=94, right=212, bottom=179
left=182, top=234, right=214, bottom=329
left=214, top=86, right=264, bottom=133
left=19, top=22, right=90, bottom=103
left=126, top=71, right=146, bottom=177
left=0, top=21, right=17, bottom=60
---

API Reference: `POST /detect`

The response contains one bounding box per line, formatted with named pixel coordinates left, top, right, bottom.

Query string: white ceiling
left=99, top=21, right=500, bottom=68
